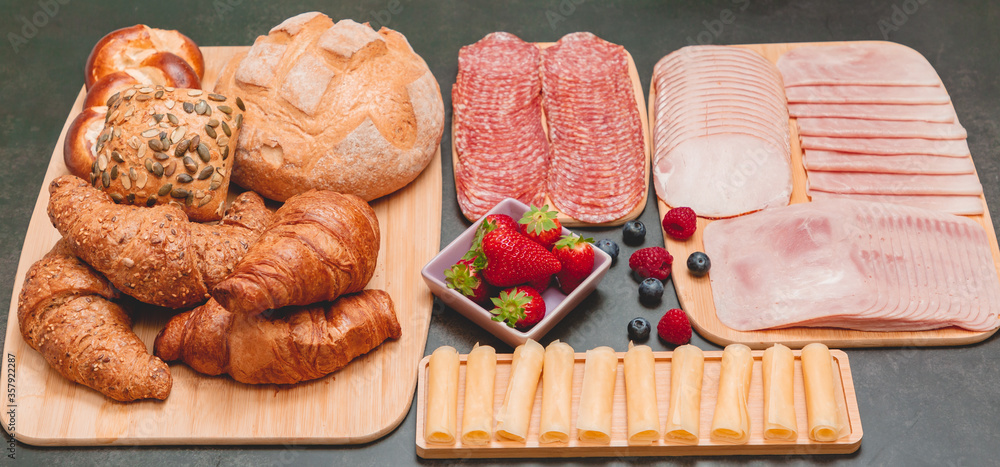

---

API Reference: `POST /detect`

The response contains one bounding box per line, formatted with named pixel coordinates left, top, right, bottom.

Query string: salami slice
left=540, top=32, right=646, bottom=223
left=452, top=32, right=549, bottom=220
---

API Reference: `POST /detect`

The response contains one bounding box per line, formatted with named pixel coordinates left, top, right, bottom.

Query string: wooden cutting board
left=451, top=41, right=650, bottom=227
left=415, top=347, right=861, bottom=458
left=0, top=46, right=441, bottom=445
left=651, top=41, right=1000, bottom=348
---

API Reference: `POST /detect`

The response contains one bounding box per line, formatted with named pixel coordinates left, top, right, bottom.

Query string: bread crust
left=213, top=14, right=444, bottom=201
left=85, top=24, right=204, bottom=90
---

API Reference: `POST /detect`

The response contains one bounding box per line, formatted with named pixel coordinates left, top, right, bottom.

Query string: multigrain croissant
left=211, top=190, right=380, bottom=315
left=46, top=175, right=272, bottom=308
left=17, top=239, right=171, bottom=401
left=153, top=290, right=401, bottom=385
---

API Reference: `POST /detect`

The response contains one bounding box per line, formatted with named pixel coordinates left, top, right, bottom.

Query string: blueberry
left=594, top=238, right=619, bottom=264
left=687, top=252, right=711, bottom=277
left=638, top=277, right=663, bottom=306
left=622, top=220, right=646, bottom=245
left=627, top=317, right=651, bottom=342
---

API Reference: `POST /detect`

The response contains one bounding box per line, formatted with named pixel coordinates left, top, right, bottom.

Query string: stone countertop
left=1, top=0, right=997, bottom=465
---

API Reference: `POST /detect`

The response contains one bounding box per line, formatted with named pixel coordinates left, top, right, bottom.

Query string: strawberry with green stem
left=481, top=228, right=562, bottom=287
left=519, top=204, right=562, bottom=250
left=490, top=286, right=546, bottom=330
left=461, top=214, right=520, bottom=266
left=444, top=261, right=490, bottom=305
left=552, top=234, right=594, bottom=294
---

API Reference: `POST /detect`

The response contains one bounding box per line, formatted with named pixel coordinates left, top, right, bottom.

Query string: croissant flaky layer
left=154, top=290, right=401, bottom=385
left=46, top=175, right=272, bottom=308
left=211, top=189, right=380, bottom=315
left=18, top=240, right=171, bottom=401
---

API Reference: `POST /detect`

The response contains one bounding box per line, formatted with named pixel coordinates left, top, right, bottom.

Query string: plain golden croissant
left=153, top=290, right=401, bottom=385
left=211, top=189, right=380, bottom=315
left=18, top=239, right=171, bottom=401
left=46, top=175, right=272, bottom=308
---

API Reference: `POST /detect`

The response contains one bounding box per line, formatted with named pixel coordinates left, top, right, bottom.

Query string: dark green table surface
left=2, top=0, right=998, bottom=465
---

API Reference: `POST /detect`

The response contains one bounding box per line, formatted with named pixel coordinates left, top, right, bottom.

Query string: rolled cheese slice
left=762, top=344, right=798, bottom=440
left=495, top=339, right=544, bottom=442
left=710, top=343, right=753, bottom=444
left=624, top=343, right=660, bottom=444
left=664, top=344, right=704, bottom=444
left=425, top=346, right=460, bottom=444
left=576, top=346, right=618, bottom=444
left=801, top=343, right=845, bottom=442
left=539, top=340, right=575, bottom=444
left=461, top=343, right=497, bottom=445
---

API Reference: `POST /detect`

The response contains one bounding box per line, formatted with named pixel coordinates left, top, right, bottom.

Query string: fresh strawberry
left=481, top=228, right=561, bottom=287
left=657, top=308, right=692, bottom=345
left=461, top=214, right=520, bottom=266
left=519, top=204, right=562, bottom=250
left=552, top=234, right=594, bottom=294
left=628, top=247, right=673, bottom=281
left=662, top=207, right=698, bottom=240
left=444, top=262, right=489, bottom=305
left=528, top=274, right=552, bottom=291
left=490, top=286, right=546, bottom=330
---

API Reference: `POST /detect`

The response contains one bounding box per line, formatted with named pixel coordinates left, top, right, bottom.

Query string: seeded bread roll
left=91, top=84, right=246, bottom=221
left=213, top=12, right=444, bottom=202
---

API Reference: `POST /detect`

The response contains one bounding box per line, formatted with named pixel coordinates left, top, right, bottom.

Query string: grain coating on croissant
left=154, top=290, right=401, bottom=385
left=211, top=189, right=380, bottom=315
left=46, top=175, right=272, bottom=308
left=17, top=240, right=171, bottom=401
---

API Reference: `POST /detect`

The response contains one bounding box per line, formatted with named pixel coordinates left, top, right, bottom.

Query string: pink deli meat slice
left=806, top=171, right=983, bottom=196
left=800, top=136, right=971, bottom=157
left=807, top=191, right=984, bottom=216
left=652, top=45, right=791, bottom=217
left=785, top=85, right=950, bottom=105
left=653, top=134, right=792, bottom=218
left=776, top=42, right=943, bottom=87
left=802, top=150, right=975, bottom=175
left=703, top=198, right=1000, bottom=331
left=796, top=117, right=966, bottom=140
left=787, top=103, right=956, bottom=123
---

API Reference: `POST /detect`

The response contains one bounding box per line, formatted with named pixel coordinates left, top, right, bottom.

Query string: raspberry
left=662, top=207, right=697, bottom=240
left=657, top=308, right=692, bottom=345
left=628, top=247, right=673, bottom=280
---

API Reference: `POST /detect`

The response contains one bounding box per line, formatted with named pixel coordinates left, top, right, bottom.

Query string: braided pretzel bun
left=85, top=25, right=204, bottom=90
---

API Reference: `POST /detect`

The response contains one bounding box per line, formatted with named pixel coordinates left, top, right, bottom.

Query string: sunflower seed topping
left=141, top=128, right=159, bottom=138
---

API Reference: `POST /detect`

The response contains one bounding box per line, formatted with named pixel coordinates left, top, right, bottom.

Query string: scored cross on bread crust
left=213, top=12, right=444, bottom=202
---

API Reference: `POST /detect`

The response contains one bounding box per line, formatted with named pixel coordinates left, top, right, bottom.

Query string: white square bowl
left=421, top=198, right=612, bottom=347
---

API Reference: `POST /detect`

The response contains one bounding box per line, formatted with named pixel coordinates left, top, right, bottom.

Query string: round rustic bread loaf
left=213, top=13, right=444, bottom=202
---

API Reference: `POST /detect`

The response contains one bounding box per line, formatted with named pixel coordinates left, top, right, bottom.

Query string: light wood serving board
left=451, top=41, right=650, bottom=227
left=415, top=348, right=861, bottom=458
left=0, top=46, right=441, bottom=445
left=651, top=41, right=1000, bottom=349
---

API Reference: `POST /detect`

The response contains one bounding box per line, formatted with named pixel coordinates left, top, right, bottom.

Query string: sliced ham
left=786, top=84, right=950, bottom=105
left=652, top=46, right=791, bottom=218
left=654, top=134, right=792, bottom=218
left=806, top=191, right=984, bottom=215
left=787, top=103, right=956, bottom=123
left=776, top=42, right=943, bottom=87
left=796, top=117, right=966, bottom=139
left=806, top=171, right=983, bottom=196
left=802, top=150, right=975, bottom=175
left=703, top=198, right=1000, bottom=332
left=800, top=136, right=971, bottom=157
